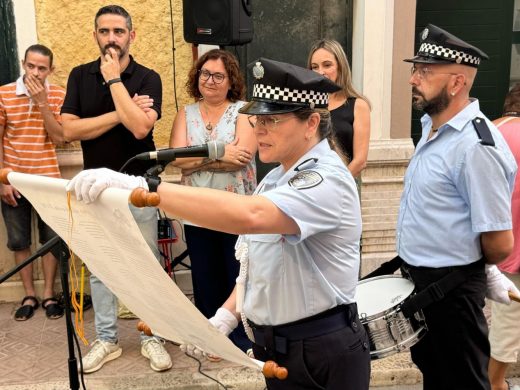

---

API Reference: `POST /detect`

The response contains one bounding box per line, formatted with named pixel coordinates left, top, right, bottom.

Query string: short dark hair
left=186, top=49, right=245, bottom=102
left=24, top=44, right=54, bottom=67
left=95, top=5, right=132, bottom=31
left=503, top=83, right=520, bottom=114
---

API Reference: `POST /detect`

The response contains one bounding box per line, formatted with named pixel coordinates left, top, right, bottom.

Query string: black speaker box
left=183, top=0, right=253, bottom=46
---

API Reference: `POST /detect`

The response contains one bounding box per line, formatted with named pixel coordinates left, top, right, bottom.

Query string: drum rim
left=357, top=274, right=408, bottom=285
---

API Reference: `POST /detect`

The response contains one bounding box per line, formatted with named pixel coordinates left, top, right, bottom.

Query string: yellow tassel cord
left=66, top=191, right=88, bottom=345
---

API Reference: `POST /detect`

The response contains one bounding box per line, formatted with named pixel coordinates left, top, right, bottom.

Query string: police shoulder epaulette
left=294, top=158, right=318, bottom=172
left=472, top=117, right=495, bottom=147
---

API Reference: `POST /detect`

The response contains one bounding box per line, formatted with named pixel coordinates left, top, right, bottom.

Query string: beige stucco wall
left=34, top=0, right=194, bottom=147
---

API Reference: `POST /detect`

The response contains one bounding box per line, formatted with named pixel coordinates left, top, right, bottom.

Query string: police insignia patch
left=288, top=170, right=323, bottom=189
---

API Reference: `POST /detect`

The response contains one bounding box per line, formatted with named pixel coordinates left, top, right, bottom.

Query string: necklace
left=200, top=100, right=228, bottom=132
left=201, top=101, right=214, bottom=131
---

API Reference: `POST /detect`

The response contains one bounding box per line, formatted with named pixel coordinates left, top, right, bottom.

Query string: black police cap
left=404, top=24, right=489, bottom=68
left=239, top=58, right=341, bottom=115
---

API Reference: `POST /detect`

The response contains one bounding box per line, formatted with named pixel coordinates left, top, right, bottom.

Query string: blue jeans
left=91, top=205, right=159, bottom=343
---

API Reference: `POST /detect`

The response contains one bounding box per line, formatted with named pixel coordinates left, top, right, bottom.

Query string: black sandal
left=41, top=297, right=64, bottom=319
left=14, top=296, right=39, bottom=321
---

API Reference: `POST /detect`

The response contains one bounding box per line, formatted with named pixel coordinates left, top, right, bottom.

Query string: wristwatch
left=107, top=77, right=122, bottom=86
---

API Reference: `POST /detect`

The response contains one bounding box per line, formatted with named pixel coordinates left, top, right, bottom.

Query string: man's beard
left=101, top=43, right=126, bottom=59
left=412, top=86, right=450, bottom=116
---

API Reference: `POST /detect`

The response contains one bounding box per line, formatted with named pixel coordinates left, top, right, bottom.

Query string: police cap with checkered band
left=239, top=58, right=341, bottom=115
left=404, top=24, right=489, bottom=68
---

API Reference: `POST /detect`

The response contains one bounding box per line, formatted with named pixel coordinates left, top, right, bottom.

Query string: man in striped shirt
left=0, top=44, right=65, bottom=321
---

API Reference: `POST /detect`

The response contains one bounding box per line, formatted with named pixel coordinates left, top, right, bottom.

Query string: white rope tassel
left=235, top=239, right=254, bottom=341
left=241, top=311, right=255, bottom=342
left=235, top=240, right=248, bottom=312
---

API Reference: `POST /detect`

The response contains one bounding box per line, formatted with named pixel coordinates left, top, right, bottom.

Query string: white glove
left=209, top=307, right=239, bottom=336
left=180, top=307, right=238, bottom=358
left=485, top=264, right=520, bottom=305
left=65, top=168, right=148, bottom=203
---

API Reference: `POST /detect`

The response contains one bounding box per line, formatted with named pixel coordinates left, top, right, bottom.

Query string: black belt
left=400, top=258, right=485, bottom=318
left=248, top=303, right=358, bottom=354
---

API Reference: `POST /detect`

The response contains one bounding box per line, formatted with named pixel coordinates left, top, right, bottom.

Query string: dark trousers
left=251, top=308, right=371, bottom=390
left=184, top=225, right=251, bottom=351
left=404, top=263, right=490, bottom=390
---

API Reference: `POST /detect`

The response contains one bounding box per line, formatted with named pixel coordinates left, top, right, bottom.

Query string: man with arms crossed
left=61, top=5, right=171, bottom=373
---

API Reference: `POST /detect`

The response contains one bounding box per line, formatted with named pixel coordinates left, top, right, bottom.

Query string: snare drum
left=355, top=275, right=427, bottom=360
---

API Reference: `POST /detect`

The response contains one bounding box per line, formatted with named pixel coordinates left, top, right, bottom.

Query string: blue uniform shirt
left=242, top=139, right=361, bottom=325
left=397, top=99, right=517, bottom=267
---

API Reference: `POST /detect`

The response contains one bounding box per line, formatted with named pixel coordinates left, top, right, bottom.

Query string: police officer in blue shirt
left=399, top=24, right=517, bottom=390
left=67, top=58, right=371, bottom=389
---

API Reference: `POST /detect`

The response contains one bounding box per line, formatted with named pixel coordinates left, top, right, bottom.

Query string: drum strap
left=361, top=255, right=403, bottom=280
left=400, top=259, right=485, bottom=318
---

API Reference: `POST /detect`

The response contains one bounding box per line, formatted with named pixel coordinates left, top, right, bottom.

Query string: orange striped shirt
left=0, top=78, right=64, bottom=178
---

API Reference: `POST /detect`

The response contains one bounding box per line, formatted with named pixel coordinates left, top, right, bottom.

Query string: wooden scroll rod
left=129, top=187, right=160, bottom=207
left=2, top=169, right=160, bottom=209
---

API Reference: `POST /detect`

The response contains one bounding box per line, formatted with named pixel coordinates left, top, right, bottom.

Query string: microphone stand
left=0, top=237, right=80, bottom=390
left=56, top=239, right=80, bottom=390
left=143, top=162, right=166, bottom=192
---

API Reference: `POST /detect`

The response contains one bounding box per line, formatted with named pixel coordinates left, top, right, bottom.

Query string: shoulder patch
left=288, top=170, right=323, bottom=190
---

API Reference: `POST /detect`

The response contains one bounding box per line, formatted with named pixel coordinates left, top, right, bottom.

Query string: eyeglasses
left=247, top=115, right=294, bottom=130
left=199, top=69, right=226, bottom=84
left=410, top=65, right=459, bottom=80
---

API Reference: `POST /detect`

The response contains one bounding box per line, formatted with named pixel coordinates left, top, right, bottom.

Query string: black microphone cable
left=118, top=155, right=139, bottom=173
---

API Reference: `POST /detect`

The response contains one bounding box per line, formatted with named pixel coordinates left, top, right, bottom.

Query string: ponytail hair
left=292, top=108, right=350, bottom=166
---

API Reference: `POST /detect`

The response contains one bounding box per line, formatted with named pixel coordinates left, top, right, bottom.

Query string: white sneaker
left=141, top=337, right=172, bottom=372
left=80, top=339, right=122, bottom=373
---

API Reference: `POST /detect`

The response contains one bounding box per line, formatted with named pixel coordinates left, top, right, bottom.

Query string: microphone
left=135, top=141, right=225, bottom=162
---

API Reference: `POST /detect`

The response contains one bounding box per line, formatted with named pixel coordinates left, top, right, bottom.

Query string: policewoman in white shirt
left=67, top=58, right=371, bottom=390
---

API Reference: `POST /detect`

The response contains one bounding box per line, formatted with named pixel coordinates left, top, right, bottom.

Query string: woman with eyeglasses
left=308, top=39, right=371, bottom=178
left=168, top=48, right=257, bottom=352
left=67, top=58, right=370, bottom=389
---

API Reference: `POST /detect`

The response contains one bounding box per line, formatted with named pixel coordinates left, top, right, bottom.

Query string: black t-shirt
left=61, top=56, right=162, bottom=175
left=330, top=97, right=356, bottom=161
